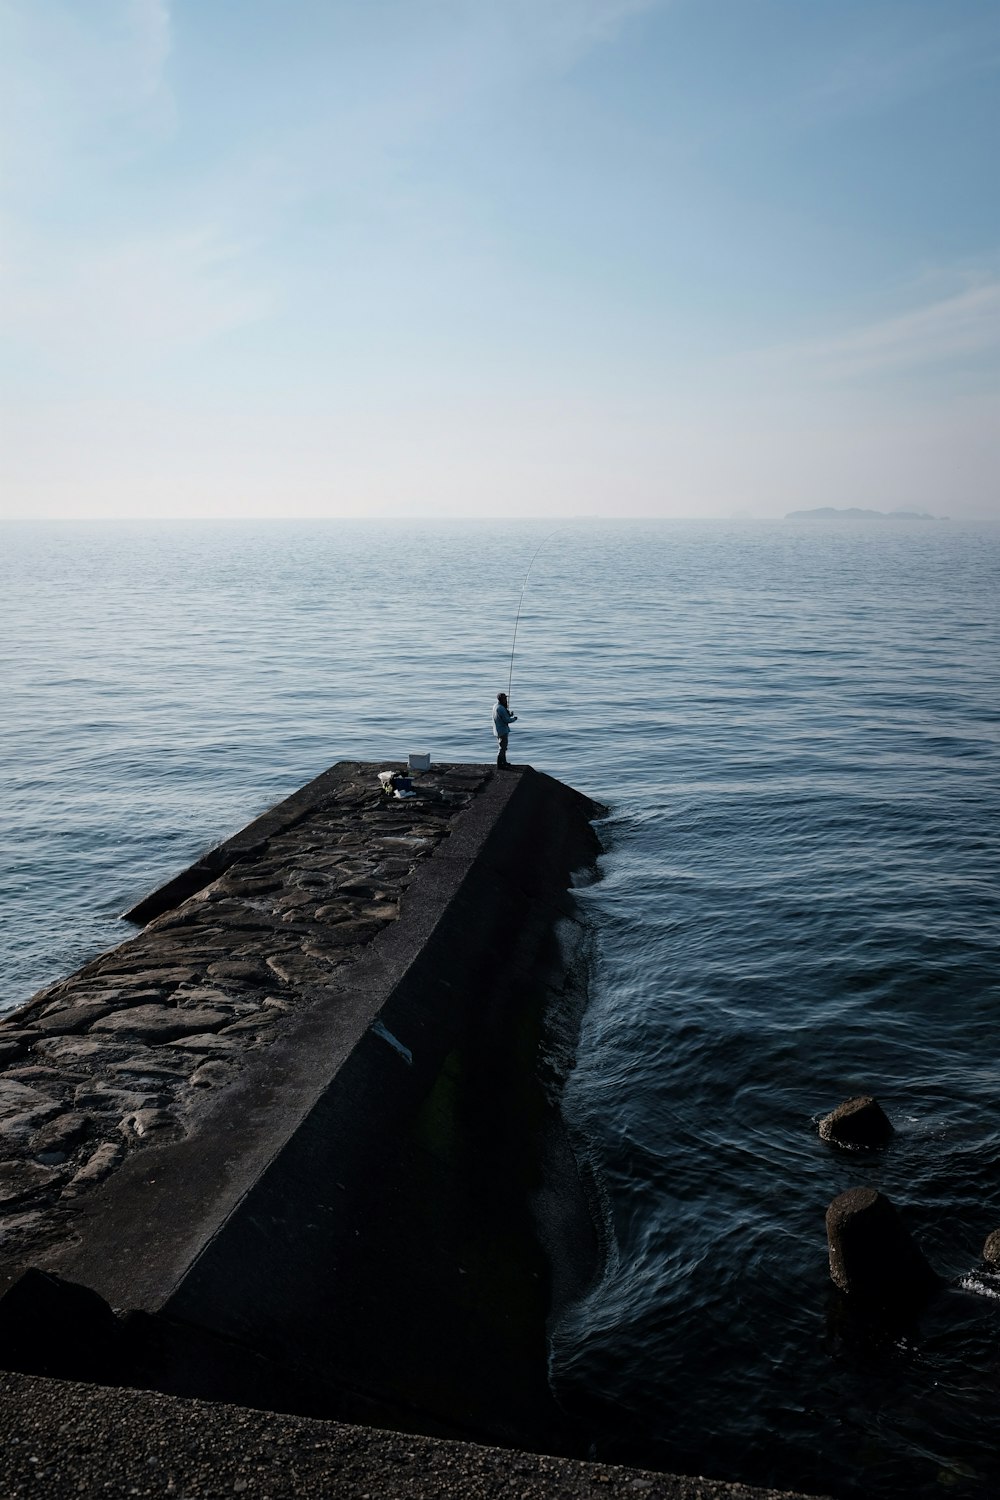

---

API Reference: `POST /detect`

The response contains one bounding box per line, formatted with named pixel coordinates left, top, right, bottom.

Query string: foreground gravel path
left=0, top=1370, right=827, bottom=1500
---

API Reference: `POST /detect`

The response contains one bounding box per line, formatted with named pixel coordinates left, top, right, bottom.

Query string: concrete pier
left=0, top=761, right=602, bottom=1442
left=0, top=761, right=827, bottom=1500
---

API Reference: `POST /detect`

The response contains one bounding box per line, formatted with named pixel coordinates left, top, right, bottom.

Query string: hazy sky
left=2, top=0, right=998, bottom=520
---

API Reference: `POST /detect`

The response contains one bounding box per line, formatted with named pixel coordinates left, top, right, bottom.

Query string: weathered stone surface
left=32, top=1037, right=137, bottom=1063
left=0, top=1030, right=42, bottom=1053
left=3, top=1067, right=72, bottom=1086
left=336, top=879, right=383, bottom=898
left=91, top=967, right=199, bottom=987
left=826, top=1187, right=940, bottom=1311
left=169, top=1034, right=239, bottom=1055
left=107, top=1057, right=194, bottom=1081
left=265, top=954, right=336, bottom=986
left=30, top=1113, right=92, bottom=1158
left=90, top=1005, right=230, bottom=1041
left=172, top=988, right=234, bottom=1010
left=982, top=1229, right=1000, bottom=1267
left=0, top=1106, right=63, bottom=1146
left=273, top=890, right=318, bottom=913
left=121, top=1108, right=177, bottom=1138
left=0, top=1161, right=61, bottom=1208
left=219, top=1014, right=278, bottom=1036
left=0, top=1081, right=57, bottom=1119
left=190, top=1061, right=231, bottom=1088
left=313, top=902, right=355, bottom=923
left=62, top=1142, right=123, bottom=1196
left=221, top=877, right=283, bottom=897
left=290, top=872, right=338, bottom=890
left=296, top=949, right=360, bottom=971
left=361, top=902, right=400, bottom=921
left=819, top=1095, right=893, bottom=1148
left=194, top=904, right=274, bottom=932
left=0, top=1210, right=46, bottom=1242
left=148, top=944, right=230, bottom=962
left=73, top=1085, right=164, bottom=1114
left=206, top=961, right=270, bottom=984
left=38, top=975, right=93, bottom=995
left=146, top=910, right=211, bottom=934
left=305, top=920, right=380, bottom=950
left=35, top=999, right=119, bottom=1034
left=60, top=988, right=163, bottom=1006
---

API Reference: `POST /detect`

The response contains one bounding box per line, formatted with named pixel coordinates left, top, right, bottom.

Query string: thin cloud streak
left=746, top=277, right=1000, bottom=385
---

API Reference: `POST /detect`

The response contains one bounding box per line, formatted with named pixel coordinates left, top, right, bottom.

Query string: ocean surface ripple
left=2, top=518, right=999, bottom=1498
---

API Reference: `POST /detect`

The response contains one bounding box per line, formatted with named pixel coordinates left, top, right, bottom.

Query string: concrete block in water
left=826, top=1187, right=940, bottom=1312
left=818, top=1095, right=893, bottom=1148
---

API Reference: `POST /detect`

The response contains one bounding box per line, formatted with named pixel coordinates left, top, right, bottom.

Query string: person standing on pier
left=492, top=692, right=517, bottom=768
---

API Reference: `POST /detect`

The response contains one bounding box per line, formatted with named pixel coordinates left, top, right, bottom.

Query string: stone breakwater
left=0, top=759, right=608, bottom=1457
left=0, top=762, right=487, bottom=1264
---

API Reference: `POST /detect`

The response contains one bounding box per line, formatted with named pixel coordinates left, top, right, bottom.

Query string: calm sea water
left=2, top=519, right=999, bottom=1498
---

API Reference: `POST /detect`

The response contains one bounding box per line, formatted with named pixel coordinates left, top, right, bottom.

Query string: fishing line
left=506, top=528, right=563, bottom=708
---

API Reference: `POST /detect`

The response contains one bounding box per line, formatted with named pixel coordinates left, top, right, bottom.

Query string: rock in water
left=982, top=1229, right=1000, bottom=1268
left=819, top=1095, right=893, bottom=1148
left=826, top=1187, right=940, bottom=1312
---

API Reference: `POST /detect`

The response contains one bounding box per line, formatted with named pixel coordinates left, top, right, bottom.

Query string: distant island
left=785, top=507, right=935, bottom=521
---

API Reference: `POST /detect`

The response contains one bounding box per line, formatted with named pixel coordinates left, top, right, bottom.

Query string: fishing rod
left=506, top=528, right=562, bottom=709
